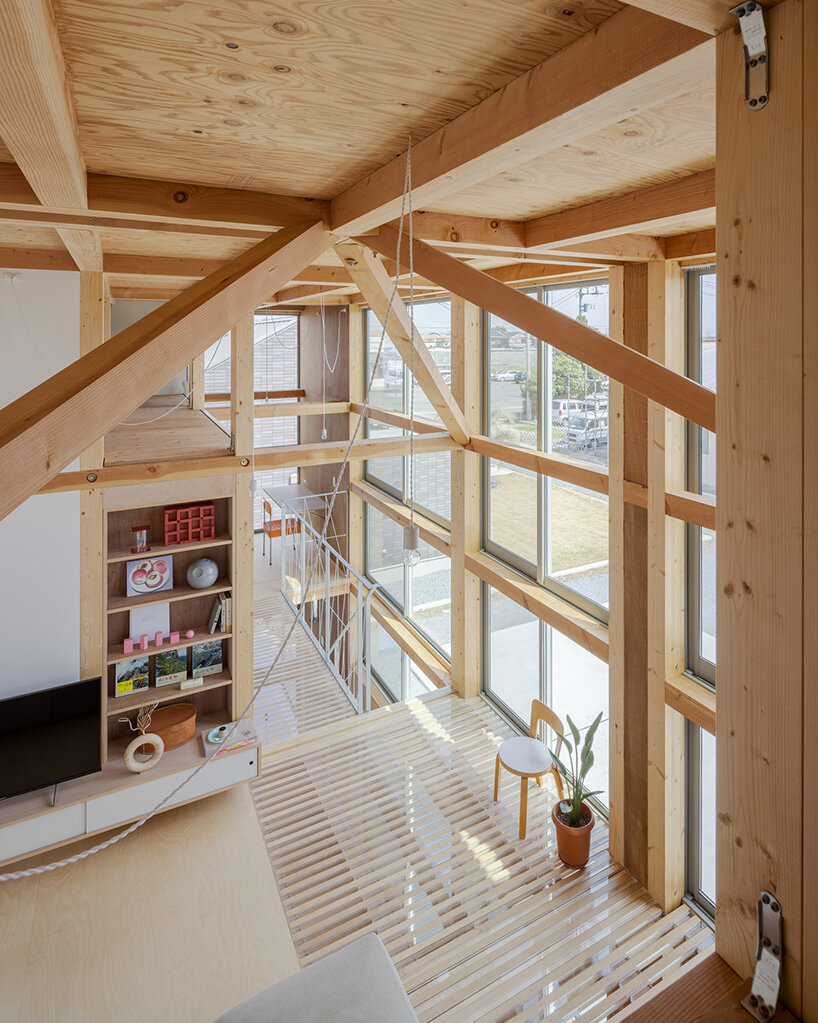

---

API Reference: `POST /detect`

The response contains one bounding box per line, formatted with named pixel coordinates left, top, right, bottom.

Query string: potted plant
left=549, top=711, right=604, bottom=868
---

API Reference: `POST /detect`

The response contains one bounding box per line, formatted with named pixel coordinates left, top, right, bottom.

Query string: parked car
left=582, top=396, right=607, bottom=413
left=552, top=399, right=583, bottom=425
left=566, top=413, right=608, bottom=450
left=493, top=369, right=520, bottom=382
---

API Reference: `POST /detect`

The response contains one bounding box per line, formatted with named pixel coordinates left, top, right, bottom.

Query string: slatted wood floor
left=252, top=592, right=356, bottom=747
left=251, top=692, right=714, bottom=1023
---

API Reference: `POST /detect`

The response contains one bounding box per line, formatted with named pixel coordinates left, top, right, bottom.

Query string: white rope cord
left=407, top=137, right=416, bottom=531
left=0, top=140, right=416, bottom=884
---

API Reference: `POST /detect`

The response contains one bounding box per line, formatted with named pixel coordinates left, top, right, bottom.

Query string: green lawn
left=489, top=472, right=608, bottom=570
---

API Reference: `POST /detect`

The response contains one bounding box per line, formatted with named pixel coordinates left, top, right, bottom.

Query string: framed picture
left=192, top=639, right=222, bottom=678
left=129, top=601, right=170, bottom=643
left=126, top=555, right=173, bottom=597
left=155, top=647, right=187, bottom=687
left=115, top=656, right=149, bottom=698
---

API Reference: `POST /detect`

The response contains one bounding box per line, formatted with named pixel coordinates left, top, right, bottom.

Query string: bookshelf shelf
left=107, top=579, right=232, bottom=614
left=107, top=671, right=232, bottom=716
left=106, top=533, right=232, bottom=564
left=106, top=628, right=232, bottom=665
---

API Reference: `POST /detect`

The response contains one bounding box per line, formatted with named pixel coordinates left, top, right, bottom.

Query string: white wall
left=111, top=299, right=187, bottom=395
left=0, top=270, right=81, bottom=698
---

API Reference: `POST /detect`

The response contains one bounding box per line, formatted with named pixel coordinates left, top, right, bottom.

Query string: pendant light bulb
left=402, top=523, right=421, bottom=568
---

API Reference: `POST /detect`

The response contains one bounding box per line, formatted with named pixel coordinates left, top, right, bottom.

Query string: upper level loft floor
left=103, top=399, right=231, bottom=467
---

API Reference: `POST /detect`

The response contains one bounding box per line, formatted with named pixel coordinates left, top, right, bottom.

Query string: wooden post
left=190, top=354, right=205, bottom=410
left=608, top=263, right=650, bottom=888
left=716, top=1, right=811, bottom=1011
left=347, top=303, right=364, bottom=701
left=646, top=259, right=685, bottom=912
left=231, top=315, right=254, bottom=714
left=79, top=271, right=105, bottom=681
left=450, top=296, right=481, bottom=698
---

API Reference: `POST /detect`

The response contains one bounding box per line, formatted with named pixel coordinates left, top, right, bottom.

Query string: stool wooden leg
left=493, top=754, right=501, bottom=801
left=519, top=777, right=528, bottom=839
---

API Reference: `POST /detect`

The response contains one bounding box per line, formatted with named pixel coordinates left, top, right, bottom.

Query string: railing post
left=364, top=589, right=373, bottom=713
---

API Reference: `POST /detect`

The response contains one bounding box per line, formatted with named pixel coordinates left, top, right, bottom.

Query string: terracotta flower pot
left=552, top=801, right=595, bottom=868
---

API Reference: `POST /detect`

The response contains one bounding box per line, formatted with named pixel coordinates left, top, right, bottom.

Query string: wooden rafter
left=336, top=242, right=470, bottom=444
left=0, top=220, right=330, bottom=520
left=526, top=170, right=716, bottom=250
left=331, top=8, right=712, bottom=236
left=0, top=0, right=100, bottom=269
left=362, top=224, right=716, bottom=433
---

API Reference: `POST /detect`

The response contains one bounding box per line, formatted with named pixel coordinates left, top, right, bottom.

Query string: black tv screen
left=0, top=678, right=102, bottom=800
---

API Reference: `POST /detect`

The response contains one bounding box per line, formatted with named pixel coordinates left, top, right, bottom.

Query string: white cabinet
left=86, top=751, right=257, bottom=832
left=0, top=802, right=86, bottom=863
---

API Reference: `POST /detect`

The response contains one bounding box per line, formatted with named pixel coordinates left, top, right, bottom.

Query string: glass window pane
left=412, top=450, right=451, bottom=522
left=409, top=539, right=451, bottom=654
left=546, top=481, right=609, bottom=609
left=549, top=628, right=609, bottom=809
left=370, top=619, right=402, bottom=701
left=366, top=311, right=403, bottom=412
left=542, top=283, right=609, bottom=469
left=487, top=587, right=540, bottom=724
left=487, top=459, right=538, bottom=567
left=487, top=296, right=537, bottom=437
left=366, top=506, right=404, bottom=608
left=699, top=526, right=717, bottom=666
left=698, top=728, right=717, bottom=905
left=408, top=661, right=435, bottom=698
left=407, top=299, right=451, bottom=426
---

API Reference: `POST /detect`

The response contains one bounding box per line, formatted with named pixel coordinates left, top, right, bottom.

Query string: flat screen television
left=0, top=677, right=102, bottom=800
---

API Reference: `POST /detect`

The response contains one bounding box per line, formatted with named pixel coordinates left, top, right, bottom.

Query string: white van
left=552, top=399, right=583, bottom=425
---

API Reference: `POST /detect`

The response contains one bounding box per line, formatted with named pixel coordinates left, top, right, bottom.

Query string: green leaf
left=582, top=711, right=604, bottom=755
left=566, top=715, right=582, bottom=751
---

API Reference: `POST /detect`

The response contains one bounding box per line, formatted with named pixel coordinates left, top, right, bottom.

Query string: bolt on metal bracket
left=730, top=1, right=769, bottom=110
left=742, top=890, right=782, bottom=1021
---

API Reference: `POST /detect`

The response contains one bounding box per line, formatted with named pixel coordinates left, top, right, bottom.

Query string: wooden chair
left=493, top=699, right=566, bottom=839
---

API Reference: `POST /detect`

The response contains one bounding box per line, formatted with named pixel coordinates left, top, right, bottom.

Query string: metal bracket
left=730, top=2, right=769, bottom=110
left=742, top=891, right=782, bottom=1021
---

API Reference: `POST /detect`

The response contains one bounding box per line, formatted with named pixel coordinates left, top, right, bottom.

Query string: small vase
left=552, top=801, right=595, bottom=868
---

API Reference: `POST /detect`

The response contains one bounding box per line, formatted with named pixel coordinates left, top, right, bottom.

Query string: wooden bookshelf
left=106, top=671, right=232, bottom=715
left=107, top=578, right=232, bottom=614
left=107, top=628, right=233, bottom=665
left=103, top=491, right=237, bottom=763
left=106, top=532, right=232, bottom=564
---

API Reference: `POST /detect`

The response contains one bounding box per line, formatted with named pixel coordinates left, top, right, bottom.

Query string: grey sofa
left=214, top=933, right=419, bottom=1023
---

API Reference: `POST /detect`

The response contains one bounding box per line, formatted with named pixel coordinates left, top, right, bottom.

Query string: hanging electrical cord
left=401, top=137, right=421, bottom=569
left=0, top=138, right=417, bottom=885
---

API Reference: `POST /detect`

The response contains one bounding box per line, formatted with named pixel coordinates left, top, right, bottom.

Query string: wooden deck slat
left=250, top=692, right=713, bottom=1021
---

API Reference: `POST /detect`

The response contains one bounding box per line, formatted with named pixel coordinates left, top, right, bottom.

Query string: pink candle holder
left=154, top=631, right=163, bottom=647
left=123, top=637, right=134, bottom=655
left=139, top=634, right=149, bottom=651
left=170, top=631, right=180, bottom=644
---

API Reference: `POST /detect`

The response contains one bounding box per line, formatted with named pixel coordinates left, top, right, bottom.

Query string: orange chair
left=262, top=500, right=300, bottom=564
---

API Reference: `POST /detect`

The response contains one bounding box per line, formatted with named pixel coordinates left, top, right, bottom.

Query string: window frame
left=684, top=267, right=717, bottom=686
left=685, top=720, right=716, bottom=919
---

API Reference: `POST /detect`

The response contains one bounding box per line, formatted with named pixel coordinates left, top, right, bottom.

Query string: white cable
left=407, top=137, right=416, bottom=531
left=0, top=139, right=416, bottom=885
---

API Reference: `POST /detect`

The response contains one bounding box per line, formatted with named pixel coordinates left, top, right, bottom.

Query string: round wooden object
left=124, top=733, right=164, bottom=773
left=148, top=703, right=197, bottom=750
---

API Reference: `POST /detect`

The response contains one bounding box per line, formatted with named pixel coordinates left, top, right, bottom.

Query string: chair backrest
left=263, top=499, right=273, bottom=518
left=529, top=699, right=564, bottom=757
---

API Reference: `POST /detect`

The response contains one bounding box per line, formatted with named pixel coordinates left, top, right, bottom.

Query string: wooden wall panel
left=716, top=0, right=805, bottom=1010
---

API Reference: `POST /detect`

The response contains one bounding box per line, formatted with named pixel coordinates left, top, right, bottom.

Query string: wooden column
left=79, top=271, right=105, bottom=682
left=347, top=304, right=365, bottom=701
left=608, top=263, right=650, bottom=887
left=190, top=354, right=205, bottom=410
left=450, top=296, right=481, bottom=698
left=716, top=1, right=812, bottom=1012
left=646, top=259, right=685, bottom=912
left=231, top=316, right=254, bottom=713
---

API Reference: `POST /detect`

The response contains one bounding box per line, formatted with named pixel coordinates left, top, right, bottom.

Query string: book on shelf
left=155, top=647, right=187, bottom=687
left=192, top=638, right=222, bottom=677
left=115, top=655, right=149, bottom=698
left=207, top=596, right=222, bottom=635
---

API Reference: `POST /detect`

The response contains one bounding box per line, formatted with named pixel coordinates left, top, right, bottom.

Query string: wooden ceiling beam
left=336, top=242, right=470, bottom=444
left=526, top=169, right=716, bottom=250
left=546, top=234, right=667, bottom=262
left=620, top=0, right=781, bottom=36
left=361, top=224, right=715, bottom=433
left=663, top=228, right=716, bottom=260
left=330, top=8, right=712, bottom=236
left=0, top=220, right=330, bottom=520
left=0, top=0, right=100, bottom=269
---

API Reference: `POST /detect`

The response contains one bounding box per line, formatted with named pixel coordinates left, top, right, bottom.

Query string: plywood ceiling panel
left=431, top=81, right=715, bottom=220
left=52, top=0, right=623, bottom=197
